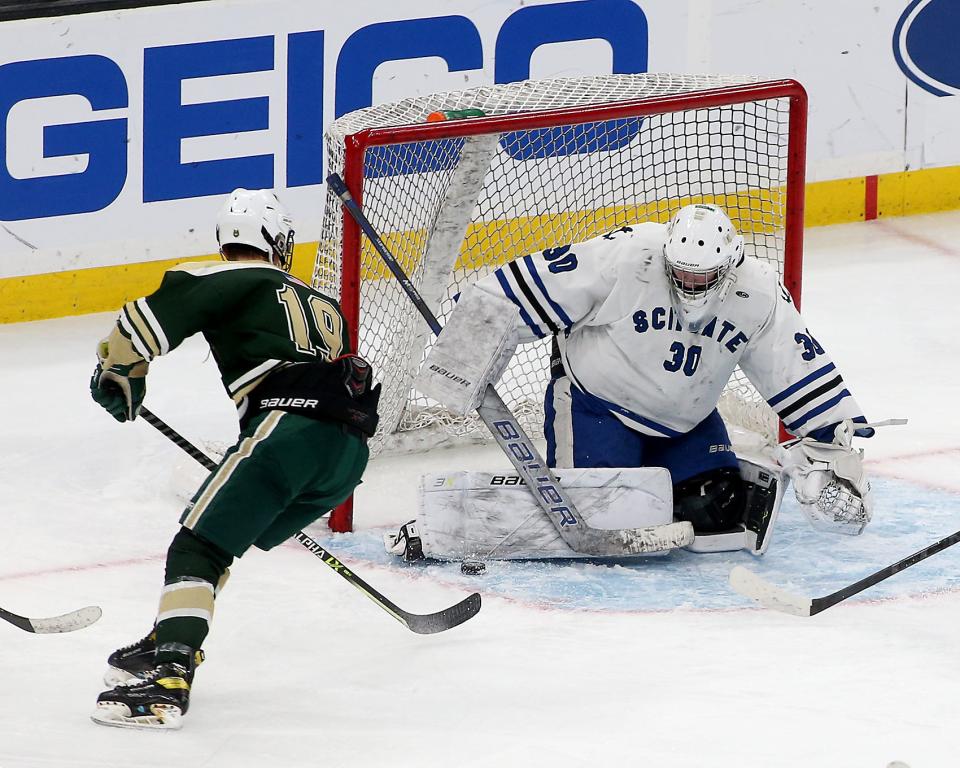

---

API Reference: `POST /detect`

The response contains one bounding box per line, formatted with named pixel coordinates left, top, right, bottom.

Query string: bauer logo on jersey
left=259, top=397, right=319, bottom=408
left=894, top=0, right=960, bottom=96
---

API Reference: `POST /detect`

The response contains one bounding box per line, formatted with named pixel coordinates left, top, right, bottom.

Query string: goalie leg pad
left=739, top=457, right=785, bottom=555
left=684, top=458, right=785, bottom=555
left=413, top=285, right=518, bottom=416
left=403, top=468, right=675, bottom=561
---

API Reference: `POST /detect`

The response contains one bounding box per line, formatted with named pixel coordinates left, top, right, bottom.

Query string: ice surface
left=1, top=214, right=958, bottom=767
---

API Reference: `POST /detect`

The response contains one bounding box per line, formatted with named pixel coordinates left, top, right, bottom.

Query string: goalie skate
left=383, top=520, right=425, bottom=562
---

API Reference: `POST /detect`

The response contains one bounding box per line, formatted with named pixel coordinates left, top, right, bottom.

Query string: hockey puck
left=460, top=560, right=486, bottom=575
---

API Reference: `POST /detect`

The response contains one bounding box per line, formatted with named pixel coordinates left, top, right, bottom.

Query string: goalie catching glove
left=779, top=420, right=879, bottom=535
left=90, top=330, right=148, bottom=422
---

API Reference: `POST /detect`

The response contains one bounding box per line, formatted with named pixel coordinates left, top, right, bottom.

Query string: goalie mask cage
left=314, top=74, right=807, bottom=532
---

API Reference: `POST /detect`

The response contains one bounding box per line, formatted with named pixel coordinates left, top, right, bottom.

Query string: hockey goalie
left=388, top=203, right=880, bottom=563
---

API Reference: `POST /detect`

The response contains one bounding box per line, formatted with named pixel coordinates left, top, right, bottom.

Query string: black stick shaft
left=327, top=173, right=443, bottom=336
left=140, top=407, right=218, bottom=472
left=813, top=529, right=960, bottom=614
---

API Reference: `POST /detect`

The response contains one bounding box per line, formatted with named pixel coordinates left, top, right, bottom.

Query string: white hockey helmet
left=663, top=203, right=743, bottom=305
left=216, top=188, right=295, bottom=271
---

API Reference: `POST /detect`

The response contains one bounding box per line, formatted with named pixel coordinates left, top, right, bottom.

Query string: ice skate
left=104, top=629, right=203, bottom=687
left=92, top=654, right=197, bottom=731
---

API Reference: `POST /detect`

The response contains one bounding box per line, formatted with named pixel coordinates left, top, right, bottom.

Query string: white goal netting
left=313, top=73, right=804, bottom=459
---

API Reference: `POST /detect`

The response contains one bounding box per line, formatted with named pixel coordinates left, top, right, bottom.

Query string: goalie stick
left=138, top=407, right=481, bottom=634
left=729, top=527, right=960, bottom=616
left=0, top=604, right=102, bottom=634
left=327, top=172, right=694, bottom=557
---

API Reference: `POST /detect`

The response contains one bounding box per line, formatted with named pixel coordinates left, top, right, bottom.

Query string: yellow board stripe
left=878, top=165, right=960, bottom=217
left=358, top=189, right=786, bottom=280
left=5, top=164, right=960, bottom=326
left=0, top=242, right=318, bottom=324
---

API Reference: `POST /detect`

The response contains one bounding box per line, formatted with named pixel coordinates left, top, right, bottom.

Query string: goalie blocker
left=384, top=458, right=784, bottom=562
left=413, top=285, right=518, bottom=416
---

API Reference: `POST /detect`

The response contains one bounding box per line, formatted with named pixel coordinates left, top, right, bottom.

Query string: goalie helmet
left=216, top=188, right=296, bottom=271
left=662, top=204, right=743, bottom=307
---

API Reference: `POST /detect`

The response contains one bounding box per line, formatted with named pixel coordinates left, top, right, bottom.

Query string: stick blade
left=403, top=593, right=481, bottom=635
left=578, top=521, right=695, bottom=556
left=728, top=566, right=812, bottom=617
left=28, top=606, right=103, bottom=634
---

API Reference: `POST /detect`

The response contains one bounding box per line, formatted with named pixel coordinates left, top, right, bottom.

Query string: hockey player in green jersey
left=89, top=189, right=380, bottom=730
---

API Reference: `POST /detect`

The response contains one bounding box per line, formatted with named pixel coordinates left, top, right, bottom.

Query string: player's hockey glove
left=90, top=340, right=148, bottom=422
left=333, top=353, right=377, bottom=400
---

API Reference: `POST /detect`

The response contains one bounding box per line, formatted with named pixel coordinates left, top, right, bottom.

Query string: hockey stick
left=138, top=407, right=481, bottom=634
left=729, top=528, right=960, bottom=616
left=0, top=604, right=102, bottom=634
left=140, top=407, right=219, bottom=472
left=327, top=172, right=693, bottom=557
left=293, top=532, right=480, bottom=634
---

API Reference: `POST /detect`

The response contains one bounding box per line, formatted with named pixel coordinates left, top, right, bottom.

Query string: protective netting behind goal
left=313, top=74, right=807, bottom=461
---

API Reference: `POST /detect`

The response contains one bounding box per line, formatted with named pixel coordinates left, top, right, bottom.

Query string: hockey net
left=313, top=74, right=807, bottom=529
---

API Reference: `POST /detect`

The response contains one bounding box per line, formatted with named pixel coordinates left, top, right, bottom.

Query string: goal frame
left=329, top=78, right=808, bottom=532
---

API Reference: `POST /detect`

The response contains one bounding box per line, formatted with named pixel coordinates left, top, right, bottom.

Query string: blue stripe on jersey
left=572, top=382, right=683, bottom=439
left=522, top=255, right=573, bottom=329
left=494, top=269, right=546, bottom=339
left=785, top=389, right=852, bottom=432
left=775, top=375, right=844, bottom=419
left=768, top=362, right=836, bottom=407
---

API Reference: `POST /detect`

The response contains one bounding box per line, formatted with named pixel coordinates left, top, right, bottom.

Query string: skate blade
left=91, top=702, right=183, bottom=730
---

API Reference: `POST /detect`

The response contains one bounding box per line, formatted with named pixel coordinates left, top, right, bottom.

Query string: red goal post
left=314, top=75, right=808, bottom=532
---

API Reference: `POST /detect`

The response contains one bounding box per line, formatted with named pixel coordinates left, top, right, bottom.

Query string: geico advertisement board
left=0, top=0, right=651, bottom=280
left=2, top=0, right=960, bottom=285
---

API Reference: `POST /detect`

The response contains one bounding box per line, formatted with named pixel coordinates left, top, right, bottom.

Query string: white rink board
left=2, top=0, right=960, bottom=279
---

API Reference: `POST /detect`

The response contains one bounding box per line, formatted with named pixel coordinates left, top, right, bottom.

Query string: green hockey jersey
left=114, top=260, right=350, bottom=402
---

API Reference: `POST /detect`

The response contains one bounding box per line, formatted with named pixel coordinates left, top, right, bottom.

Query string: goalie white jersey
left=474, top=222, right=868, bottom=439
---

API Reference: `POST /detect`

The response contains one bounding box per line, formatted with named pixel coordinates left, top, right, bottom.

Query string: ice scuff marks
left=321, top=477, right=960, bottom=613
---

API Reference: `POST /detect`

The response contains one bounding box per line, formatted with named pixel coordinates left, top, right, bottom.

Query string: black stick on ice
left=138, top=407, right=480, bottom=634
left=730, top=528, right=960, bottom=616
